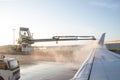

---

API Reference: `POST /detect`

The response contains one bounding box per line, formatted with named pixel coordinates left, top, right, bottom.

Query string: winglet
left=98, top=33, right=106, bottom=47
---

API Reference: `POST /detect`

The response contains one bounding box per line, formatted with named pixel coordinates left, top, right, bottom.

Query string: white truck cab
left=0, top=55, right=20, bottom=80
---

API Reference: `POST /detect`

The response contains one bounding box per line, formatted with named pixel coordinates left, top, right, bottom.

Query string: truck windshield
left=9, top=60, right=19, bottom=70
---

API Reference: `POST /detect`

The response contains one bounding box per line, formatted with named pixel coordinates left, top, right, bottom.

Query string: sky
left=0, top=0, right=120, bottom=45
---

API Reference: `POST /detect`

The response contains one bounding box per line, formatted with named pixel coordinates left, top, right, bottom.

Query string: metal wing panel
left=72, top=48, right=120, bottom=80
left=90, top=48, right=120, bottom=80
left=72, top=33, right=120, bottom=80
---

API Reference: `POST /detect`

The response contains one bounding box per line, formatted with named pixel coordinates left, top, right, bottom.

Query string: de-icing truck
left=0, top=55, right=20, bottom=80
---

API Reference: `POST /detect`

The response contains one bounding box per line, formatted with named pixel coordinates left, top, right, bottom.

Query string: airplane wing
left=71, top=33, right=120, bottom=80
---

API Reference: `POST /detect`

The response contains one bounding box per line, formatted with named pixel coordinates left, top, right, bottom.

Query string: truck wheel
left=0, top=76, right=4, bottom=80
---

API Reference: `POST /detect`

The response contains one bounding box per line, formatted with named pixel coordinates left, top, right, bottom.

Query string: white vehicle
left=0, top=55, right=20, bottom=80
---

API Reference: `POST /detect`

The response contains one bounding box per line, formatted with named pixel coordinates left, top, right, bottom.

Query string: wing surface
left=72, top=33, right=120, bottom=80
